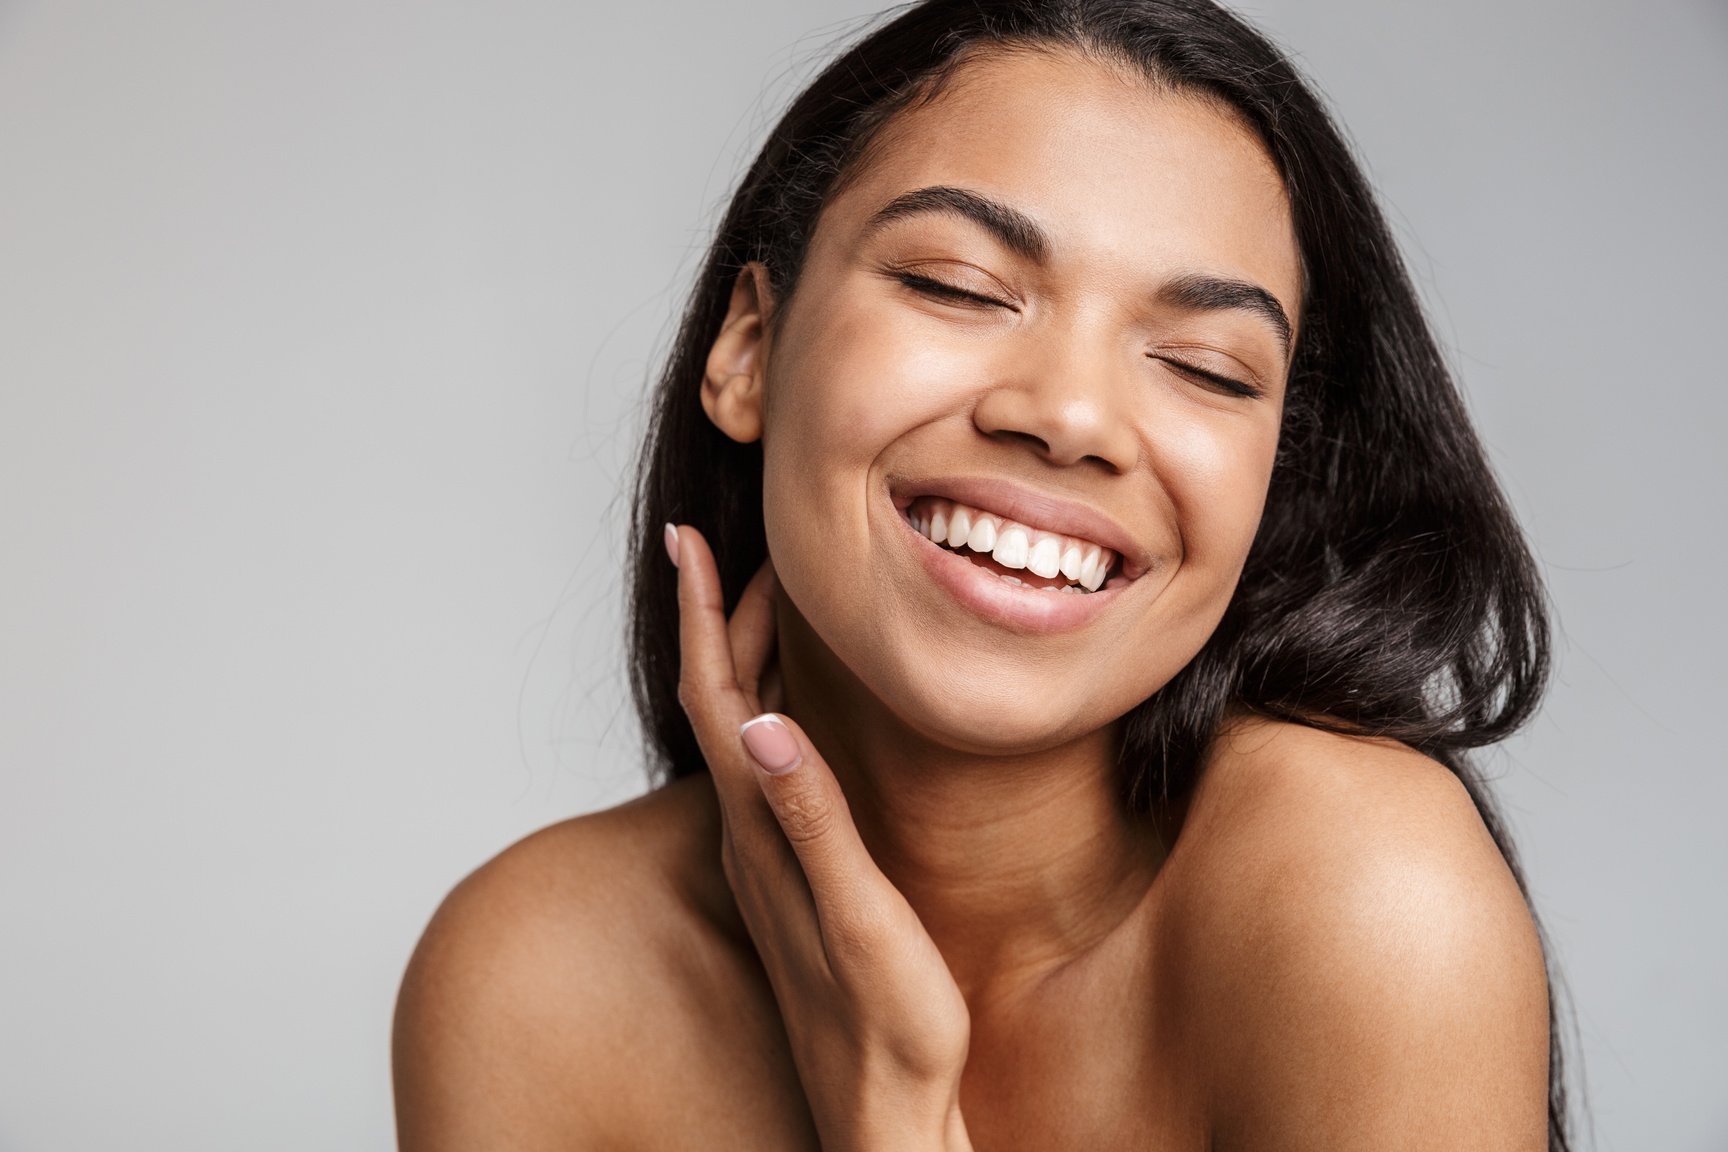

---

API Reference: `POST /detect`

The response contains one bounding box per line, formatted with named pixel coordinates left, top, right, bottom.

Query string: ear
left=701, top=262, right=776, bottom=445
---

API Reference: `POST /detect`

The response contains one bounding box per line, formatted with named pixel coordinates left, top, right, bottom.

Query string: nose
left=970, top=319, right=1141, bottom=472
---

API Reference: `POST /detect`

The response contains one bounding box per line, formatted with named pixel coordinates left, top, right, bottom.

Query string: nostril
left=971, top=374, right=1142, bottom=475
left=993, top=429, right=1051, bottom=456
left=990, top=429, right=1118, bottom=474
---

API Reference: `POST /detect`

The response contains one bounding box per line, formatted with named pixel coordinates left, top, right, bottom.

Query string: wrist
left=823, top=1096, right=971, bottom=1152
left=940, top=1104, right=975, bottom=1152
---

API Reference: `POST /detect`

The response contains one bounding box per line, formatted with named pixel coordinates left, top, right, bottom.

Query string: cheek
left=757, top=297, right=946, bottom=613
left=769, top=298, right=973, bottom=453
left=1154, top=410, right=1280, bottom=571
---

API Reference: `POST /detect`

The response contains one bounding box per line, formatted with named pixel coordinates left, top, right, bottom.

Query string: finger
left=668, top=523, right=800, bottom=862
left=727, top=559, right=778, bottom=703
left=738, top=711, right=895, bottom=961
left=667, top=526, right=848, bottom=977
left=670, top=523, right=751, bottom=728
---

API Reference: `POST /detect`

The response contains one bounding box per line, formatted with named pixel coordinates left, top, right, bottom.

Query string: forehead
left=819, top=47, right=1300, bottom=311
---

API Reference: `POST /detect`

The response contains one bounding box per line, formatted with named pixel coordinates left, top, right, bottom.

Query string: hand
left=665, top=523, right=974, bottom=1152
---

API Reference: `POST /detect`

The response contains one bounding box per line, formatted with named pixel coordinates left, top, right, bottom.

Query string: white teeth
left=909, top=496, right=1123, bottom=591
left=1079, top=544, right=1107, bottom=592
left=998, top=573, right=1025, bottom=587
left=966, top=515, right=997, bottom=553
left=1027, top=534, right=1062, bottom=579
left=1059, top=540, right=1084, bottom=582
left=1077, top=544, right=1100, bottom=589
left=992, top=523, right=1030, bottom=569
left=946, top=505, right=972, bottom=549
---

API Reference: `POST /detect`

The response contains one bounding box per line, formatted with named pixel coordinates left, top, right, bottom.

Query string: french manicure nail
left=663, top=522, right=681, bottom=568
left=740, top=714, right=801, bottom=775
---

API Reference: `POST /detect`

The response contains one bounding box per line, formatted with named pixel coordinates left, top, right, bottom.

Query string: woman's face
left=722, top=48, right=1301, bottom=754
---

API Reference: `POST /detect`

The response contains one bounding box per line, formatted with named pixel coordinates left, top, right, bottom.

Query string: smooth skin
left=393, top=46, right=1550, bottom=1150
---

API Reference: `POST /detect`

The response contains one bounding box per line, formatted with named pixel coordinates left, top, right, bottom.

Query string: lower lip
left=894, top=503, right=1127, bottom=633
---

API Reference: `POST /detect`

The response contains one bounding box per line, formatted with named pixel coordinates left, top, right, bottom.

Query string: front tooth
left=1059, top=539, right=1084, bottom=582
left=966, top=514, right=998, bottom=553
left=946, top=505, right=973, bottom=549
left=992, top=523, right=1030, bottom=569
left=928, top=503, right=949, bottom=545
left=1027, top=534, right=1062, bottom=579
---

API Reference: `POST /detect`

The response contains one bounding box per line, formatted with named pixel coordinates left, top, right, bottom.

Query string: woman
left=393, top=1, right=1570, bottom=1148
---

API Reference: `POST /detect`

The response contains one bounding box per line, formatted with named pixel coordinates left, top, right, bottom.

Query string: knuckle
left=674, top=676, right=700, bottom=716
left=771, top=783, right=836, bottom=846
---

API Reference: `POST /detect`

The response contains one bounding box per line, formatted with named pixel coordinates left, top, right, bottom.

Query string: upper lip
left=888, top=474, right=1152, bottom=581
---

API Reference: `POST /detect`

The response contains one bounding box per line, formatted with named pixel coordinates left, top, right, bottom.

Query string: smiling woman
left=392, top=2, right=1567, bottom=1149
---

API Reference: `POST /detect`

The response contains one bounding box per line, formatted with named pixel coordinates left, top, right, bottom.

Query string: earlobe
left=703, top=370, right=763, bottom=444
left=700, top=262, right=775, bottom=445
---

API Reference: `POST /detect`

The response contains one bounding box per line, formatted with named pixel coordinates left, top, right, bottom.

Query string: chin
left=772, top=534, right=1222, bottom=756
left=864, top=644, right=1144, bottom=757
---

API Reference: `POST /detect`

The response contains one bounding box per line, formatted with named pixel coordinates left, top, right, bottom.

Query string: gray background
left=1, top=0, right=1722, bottom=1148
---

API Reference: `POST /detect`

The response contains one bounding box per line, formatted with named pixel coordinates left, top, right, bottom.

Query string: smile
left=902, top=496, right=1117, bottom=593
left=887, top=477, right=1145, bottom=634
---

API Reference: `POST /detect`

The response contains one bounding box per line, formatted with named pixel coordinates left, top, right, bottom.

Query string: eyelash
left=1158, top=359, right=1265, bottom=399
left=895, top=271, right=1006, bottom=308
left=894, top=271, right=1265, bottom=400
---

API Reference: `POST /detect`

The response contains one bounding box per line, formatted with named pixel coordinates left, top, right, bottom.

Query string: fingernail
left=663, top=522, right=680, bottom=568
left=739, top=714, right=801, bottom=776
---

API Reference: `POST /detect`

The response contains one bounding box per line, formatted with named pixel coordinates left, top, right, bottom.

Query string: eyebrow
left=1158, top=271, right=1293, bottom=360
left=862, top=183, right=1294, bottom=359
left=863, top=184, right=1051, bottom=263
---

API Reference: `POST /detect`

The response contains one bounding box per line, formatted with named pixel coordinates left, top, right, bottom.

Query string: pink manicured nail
left=663, top=522, right=680, bottom=568
left=740, top=714, right=801, bottom=775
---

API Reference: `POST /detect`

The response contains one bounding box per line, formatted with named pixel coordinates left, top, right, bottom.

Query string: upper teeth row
left=909, top=498, right=1116, bottom=591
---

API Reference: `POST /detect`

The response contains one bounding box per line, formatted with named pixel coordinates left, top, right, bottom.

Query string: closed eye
left=894, top=271, right=1012, bottom=309
left=893, top=270, right=1264, bottom=398
left=1154, top=356, right=1266, bottom=400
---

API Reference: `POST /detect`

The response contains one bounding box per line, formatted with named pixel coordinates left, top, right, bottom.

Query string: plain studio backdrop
left=1, top=1, right=1723, bottom=1148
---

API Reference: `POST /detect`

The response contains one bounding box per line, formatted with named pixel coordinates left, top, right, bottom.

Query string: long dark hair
left=623, top=0, right=1572, bottom=1144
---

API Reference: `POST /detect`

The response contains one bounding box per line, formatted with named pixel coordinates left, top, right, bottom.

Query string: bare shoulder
left=1162, top=716, right=1551, bottom=1151
left=391, top=772, right=747, bottom=1150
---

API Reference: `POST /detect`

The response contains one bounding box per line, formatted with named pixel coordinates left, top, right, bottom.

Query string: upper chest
left=609, top=914, right=1212, bottom=1152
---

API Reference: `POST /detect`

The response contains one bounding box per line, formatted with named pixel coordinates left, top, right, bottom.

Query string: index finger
left=667, top=522, right=751, bottom=728
left=667, top=524, right=912, bottom=986
left=666, top=523, right=792, bottom=831
left=666, top=523, right=818, bottom=926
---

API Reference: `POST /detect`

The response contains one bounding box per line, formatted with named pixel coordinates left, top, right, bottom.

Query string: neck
left=775, top=603, right=1179, bottom=1007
